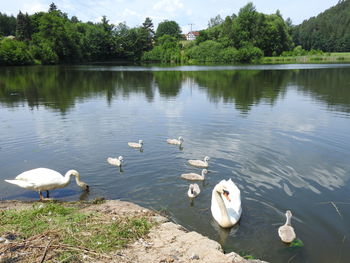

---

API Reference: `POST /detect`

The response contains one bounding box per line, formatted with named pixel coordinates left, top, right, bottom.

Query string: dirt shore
left=0, top=200, right=268, bottom=263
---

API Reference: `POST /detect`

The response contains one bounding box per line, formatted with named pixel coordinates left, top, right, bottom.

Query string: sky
left=0, top=0, right=339, bottom=33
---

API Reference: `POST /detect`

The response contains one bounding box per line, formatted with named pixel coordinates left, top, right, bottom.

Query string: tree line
left=292, top=0, right=350, bottom=52
left=0, top=1, right=348, bottom=66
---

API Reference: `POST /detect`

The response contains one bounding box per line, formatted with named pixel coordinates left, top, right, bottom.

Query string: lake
left=1, top=64, right=350, bottom=263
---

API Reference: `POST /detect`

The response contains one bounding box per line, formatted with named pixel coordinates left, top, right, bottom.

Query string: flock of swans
left=4, top=136, right=296, bottom=243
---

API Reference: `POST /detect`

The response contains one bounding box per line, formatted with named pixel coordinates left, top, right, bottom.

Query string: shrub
left=235, top=44, right=263, bottom=62
left=30, top=41, right=59, bottom=64
left=0, top=38, right=34, bottom=65
left=220, top=47, right=238, bottom=62
left=185, top=40, right=223, bottom=62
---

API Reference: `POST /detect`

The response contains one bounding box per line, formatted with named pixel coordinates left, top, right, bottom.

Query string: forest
left=292, top=0, right=350, bottom=52
left=0, top=1, right=349, bottom=65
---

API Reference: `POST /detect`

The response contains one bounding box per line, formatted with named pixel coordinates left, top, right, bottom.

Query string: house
left=185, top=31, right=200, bottom=41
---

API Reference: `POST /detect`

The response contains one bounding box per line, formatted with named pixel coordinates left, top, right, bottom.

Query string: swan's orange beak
left=223, top=190, right=231, bottom=202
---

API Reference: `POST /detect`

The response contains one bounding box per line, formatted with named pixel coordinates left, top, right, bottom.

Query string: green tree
left=155, top=20, right=182, bottom=39
left=49, top=2, right=58, bottom=12
left=208, top=15, right=223, bottom=28
left=16, top=12, right=32, bottom=41
left=142, top=17, right=154, bottom=35
left=142, top=17, right=154, bottom=51
left=292, top=0, right=350, bottom=51
left=0, top=38, right=33, bottom=65
left=0, top=12, right=16, bottom=36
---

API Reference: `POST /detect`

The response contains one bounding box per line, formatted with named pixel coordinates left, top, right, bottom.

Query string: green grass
left=0, top=202, right=153, bottom=261
left=262, top=52, right=350, bottom=64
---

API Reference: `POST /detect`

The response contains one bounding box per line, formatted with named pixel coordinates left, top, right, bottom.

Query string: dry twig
left=39, top=240, right=51, bottom=263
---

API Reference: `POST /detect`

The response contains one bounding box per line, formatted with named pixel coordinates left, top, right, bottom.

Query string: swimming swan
left=188, top=156, right=210, bottom=168
left=188, top=183, right=200, bottom=198
left=167, top=136, right=184, bottom=146
left=128, top=140, right=143, bottom=149
left=211, top=179, right=242, bottom=228
left=278, top=210, right=296, bottom=243
left=181, top=169, right=208, bottom=181
left=5, top=168, right=89, bottom=200
left=107, top=156, right=123, bottom=167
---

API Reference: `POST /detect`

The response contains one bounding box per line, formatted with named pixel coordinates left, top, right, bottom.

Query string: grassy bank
left=0, top=201, right=153, bottom=262
left=262, top=52, right=350, bottom=63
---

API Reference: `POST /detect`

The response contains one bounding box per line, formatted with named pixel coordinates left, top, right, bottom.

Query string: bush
left=0, top=38, right=34, bottom=65
left=185, top=40, right=223, bottom=62
left=235, top=44, right=263, bottom=62
left=30, top=41, right=59, bottom=64
left=142, top=35, right=182, bottom=62
left=220, top=47, right=238, bottom=62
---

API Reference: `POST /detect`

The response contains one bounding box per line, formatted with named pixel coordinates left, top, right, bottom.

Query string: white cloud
left=1, top=0, right=339, bottom=30
left=153, top=0, right=184, bottom=13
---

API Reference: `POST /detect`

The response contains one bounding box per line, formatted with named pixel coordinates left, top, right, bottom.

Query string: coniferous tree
left=16, top=11, right=32, bottom=40
left=0, top=12, right=16, bottom=36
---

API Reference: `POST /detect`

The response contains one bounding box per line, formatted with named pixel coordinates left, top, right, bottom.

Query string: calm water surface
left=1, top=64, right=350, bottom=263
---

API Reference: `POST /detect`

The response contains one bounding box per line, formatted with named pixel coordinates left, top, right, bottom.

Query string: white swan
left=188, top=156, right=210, bottom=168
left=128, top=140, right=143, bottom=149
left=188, top=183, right=200, bottom=198
left=278, top=210, right=296, bottom=243
left=5, top=168, right=89, bottom=200
left=107, top=156, right=123, bottom=167
left=181, top=169, right=208, bottom=181
left=211, top=179, right=241, bottom=228
left=167, top=136, right=184, bottom=146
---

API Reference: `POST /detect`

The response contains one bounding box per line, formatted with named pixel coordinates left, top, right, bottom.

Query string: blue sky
left=1, top=0, right=339, bottom=33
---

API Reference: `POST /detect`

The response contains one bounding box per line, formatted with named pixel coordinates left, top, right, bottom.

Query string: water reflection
left=1, top=65, right=350, bottom=115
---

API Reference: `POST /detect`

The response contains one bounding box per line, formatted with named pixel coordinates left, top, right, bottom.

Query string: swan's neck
left=285, top=214, right=292, bottom=226
left=63, top=170, right=73, bottom=185
left=201, top=170, right=206, bottom=178
left=214, top=186, right=231, bottom=227
left=64, top=170, right=81, bottom=186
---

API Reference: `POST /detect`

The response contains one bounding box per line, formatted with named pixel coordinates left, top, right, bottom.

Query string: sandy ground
left=0, top=200, right=268, bottom=263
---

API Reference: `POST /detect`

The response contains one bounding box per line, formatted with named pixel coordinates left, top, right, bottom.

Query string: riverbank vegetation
left=0, top=1, right=349, bottom=65
left=0, top=201, right=153, bottom=262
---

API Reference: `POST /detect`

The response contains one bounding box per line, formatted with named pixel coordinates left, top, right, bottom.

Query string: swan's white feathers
left=4, top=168, right=87, bottom=197
left=10, top=168, right=68, bottom=190
left=211, top=179, right=242, bottom=228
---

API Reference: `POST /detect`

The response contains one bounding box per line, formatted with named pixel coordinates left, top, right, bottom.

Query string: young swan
left=187, top=183, right=200, bottom=198
left=188, top=156, right=210, bottom=168
left=181, top=169, right=208, bottom=181
left=167, top=136, right=184, bottom=146
left=278, top=210, right=296, bottom=243
left=128, top=140, right=143, bottom=149
left=5, top=168, right=89, bottom=200
left=107, top=156, right=123, bottom=167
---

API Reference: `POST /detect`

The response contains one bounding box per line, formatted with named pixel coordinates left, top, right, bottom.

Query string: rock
left=153, top=215, right=169, bottom=224
left=226, top=252, right=246, bottom=263
left=0, top=237, right=6, bottom=243
left=189, top=253, right=199, bottom=260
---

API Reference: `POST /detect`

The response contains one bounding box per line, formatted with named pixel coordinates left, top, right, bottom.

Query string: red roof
left=187, top=31, right=200, bottom=36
